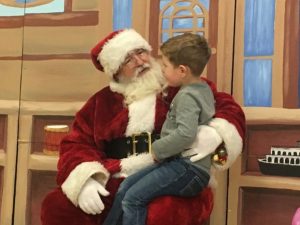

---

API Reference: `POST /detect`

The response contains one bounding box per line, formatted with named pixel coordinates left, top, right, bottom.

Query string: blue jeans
left=103, top=157, right=210, bottom=225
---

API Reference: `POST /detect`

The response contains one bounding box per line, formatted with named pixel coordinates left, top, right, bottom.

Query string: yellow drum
left=43, top=125, right=69, bottom=155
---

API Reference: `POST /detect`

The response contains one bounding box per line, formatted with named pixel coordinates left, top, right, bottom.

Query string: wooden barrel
left=43, top=125, right=69, bottom=155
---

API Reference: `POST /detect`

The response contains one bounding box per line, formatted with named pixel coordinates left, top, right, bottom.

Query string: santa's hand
left=189, top=125, right=222, bottom=162
left=78, top=177, right=109, bottom=215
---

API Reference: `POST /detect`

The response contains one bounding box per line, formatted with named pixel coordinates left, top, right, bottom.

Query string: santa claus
left=41, top=29, right=245, bottom=225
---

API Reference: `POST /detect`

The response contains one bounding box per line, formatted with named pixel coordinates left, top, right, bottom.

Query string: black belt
left=105, top=132, right=160, bottom=159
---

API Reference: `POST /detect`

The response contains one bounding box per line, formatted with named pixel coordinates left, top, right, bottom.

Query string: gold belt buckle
left=145, top=132, right=152, bottom=154
left=131, top=132, right=152, bottom=155
left=132, top=134, right=138, bottom=155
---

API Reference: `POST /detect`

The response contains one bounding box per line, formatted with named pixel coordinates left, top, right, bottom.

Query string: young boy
left=103, top=33, right=215, bottom=225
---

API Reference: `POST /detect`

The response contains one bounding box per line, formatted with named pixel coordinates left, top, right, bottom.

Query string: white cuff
left=209, top=118, right=243, bottom=170
left=120, top=153, right=154, bottom=176
left=61, top=161, right=109, bottom=206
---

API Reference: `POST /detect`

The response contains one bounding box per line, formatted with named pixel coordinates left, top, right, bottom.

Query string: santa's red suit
left=41, top=29, right=245, bottom=225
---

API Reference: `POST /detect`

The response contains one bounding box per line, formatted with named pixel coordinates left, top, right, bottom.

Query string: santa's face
left=110, top=57, right=167, bottom=104
left=118, top=48, right=151, bottom=79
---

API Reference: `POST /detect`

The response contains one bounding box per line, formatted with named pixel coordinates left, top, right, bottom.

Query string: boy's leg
left=122, top=158, right=209, bottom=225
left=103, top=163, right=159, bottom=225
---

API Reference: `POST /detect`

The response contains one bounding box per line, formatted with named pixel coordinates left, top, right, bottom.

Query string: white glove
left=119, top=153, right=154, bottom=176
left=78, top=177, right=110, bottom=215
left=190, top=125, right=222, bottom=162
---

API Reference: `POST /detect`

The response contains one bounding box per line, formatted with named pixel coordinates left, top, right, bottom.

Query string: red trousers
left=41, top=178, right=213, bottom=225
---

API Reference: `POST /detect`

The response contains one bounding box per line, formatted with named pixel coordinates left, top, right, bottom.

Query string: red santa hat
left=90, top=29, right=152, bottom=77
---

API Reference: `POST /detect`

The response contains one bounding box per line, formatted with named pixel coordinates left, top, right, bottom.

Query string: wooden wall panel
left=282, top=0, right=300, bottom=108
left=0, top=166, right=3, bottom=214
left=0, top=115, right=7, bottom=150
left=240, top=187, right=300, bottom=225
left=20, top=60, right=105, bottom=102
left=28, top=171, right=57, bottom=225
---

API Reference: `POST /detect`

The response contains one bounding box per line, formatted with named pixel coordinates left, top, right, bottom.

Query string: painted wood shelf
left=20, top=101, right=84, bottom=115
left=0, top=150, right=5, bottom=166
left=231, top=157, right=300, bottom=191
left=244, top=107, right=300, bottom=124
left=29, top=153, right=58, bottom=171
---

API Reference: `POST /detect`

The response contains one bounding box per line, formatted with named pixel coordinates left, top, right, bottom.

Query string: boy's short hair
left=160, top=33, right=211, bottom=76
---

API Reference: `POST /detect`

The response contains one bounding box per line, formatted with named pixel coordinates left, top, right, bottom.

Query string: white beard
left=109, top=58, right=167, bottom=105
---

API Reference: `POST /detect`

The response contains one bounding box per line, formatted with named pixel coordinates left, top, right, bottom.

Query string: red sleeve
left=55, top=88, right=132, bottom=205
left=213, top=92, right=246, bottom=140
left=202, top=77, right=246, bottom=140
left=56, top=88, right=127, bottom=186
left=201, top=78, right=245, bottom=169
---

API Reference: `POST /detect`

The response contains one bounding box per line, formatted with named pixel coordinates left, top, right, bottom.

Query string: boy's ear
left=178, top=65, right=188, bottom=74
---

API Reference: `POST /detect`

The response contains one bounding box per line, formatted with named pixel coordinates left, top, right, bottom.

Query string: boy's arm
left=198, top=78, right=245, bottom=169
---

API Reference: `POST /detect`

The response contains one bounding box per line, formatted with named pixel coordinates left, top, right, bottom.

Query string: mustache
left=134, top=63, right=150, bottom=75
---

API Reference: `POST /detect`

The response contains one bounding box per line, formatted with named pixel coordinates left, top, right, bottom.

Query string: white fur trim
left=209, top=118, right=243, bottom=170
left=99, top=29, right=152, bottom=77
left=186, top=125, right=223, bottom=159
left=61, top=161, right=109, bottom=206
left=125, top=94, right=156, bottom=136
left=208, top=167, right=218, bottom=189
left=120, top=153, right=154, bottom=176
